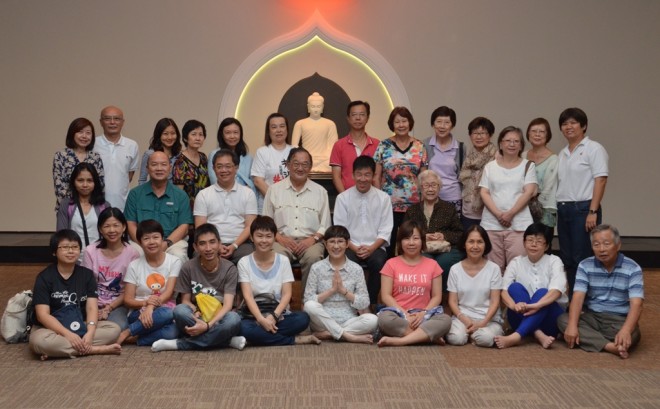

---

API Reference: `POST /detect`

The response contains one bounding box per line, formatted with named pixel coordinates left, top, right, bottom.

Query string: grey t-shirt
left=175, top=256, right=238, bottom=305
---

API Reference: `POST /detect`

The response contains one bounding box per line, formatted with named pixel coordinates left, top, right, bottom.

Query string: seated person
left=151, top=224, right=245, bottom=352
left=124, top=151, right=192, bottom=262
left=29, top=230, right=121, bottom=360
left=495, top=222, right=567, bottom=349
left=377, top=220, right=451, bottom=347
left=237, top=216, right=320, bottom=346
left=117, top=220, right=180, bottom=346
left=194, top=149, right=257, bottom=264
left=333, top=156, right=392, bottom=307
left=558, top=224, right=643, bottom=359
left=446, top=225, right=503, bottom=347
left=303, top=225, right=378, bottom=344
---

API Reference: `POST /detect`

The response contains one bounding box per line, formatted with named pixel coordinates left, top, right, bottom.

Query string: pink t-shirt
left=380, top=256, right=442, bottom=310
left=82, top=242, right=140, bottom=307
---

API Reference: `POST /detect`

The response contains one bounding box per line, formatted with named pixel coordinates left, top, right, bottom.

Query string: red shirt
left=329, top=134, right=380, bottom=189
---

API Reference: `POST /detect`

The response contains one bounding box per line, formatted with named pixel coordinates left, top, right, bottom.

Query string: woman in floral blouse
left=172, top=119, right=210, bottom=209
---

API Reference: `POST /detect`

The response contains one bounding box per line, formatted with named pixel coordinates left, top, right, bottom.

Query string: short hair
left=418, top=169, right=442, bottom=187
left=149, top=118, right=182, bottom=156
left=213, top=148, right=239, bottom=167
left=250, top=215, right=278, bottom=236
left=396, top=220, right=426, bottom=255
left=194, top=223, right=221, bottom=243
left=590, top=224, right=621, bottom=245
left=217, top=117, right=248, bottom=157
left=458, top=225, right=492, bottom=256
left=559, top=107, right=588, bottom=131
left=264, top=113, right=291, bottom=146
left=352, top=155, right=376, bottom=173
left=70, top=162, right=105, bottom=206
left=287, top=147, right=313, bottom=167
left=525, top=117, right=552, bottom=144
left=387, top=106, right=415, bottom=132
left=324, top=225, right=350, bottom=241
left=65, top=118, right=96, bottom=150
left=523, top=222, right=554, bottom=254
left=346, top=100, right=371, bottom=117
left=50, top=229, right=82, bottom=253
left=181, top=119, right=207, bottom=147
left=97, top=207, right=130, bottom=249
left=497, top=126, right=525, bottom=156
left=467, top=116, right=495, bottom=136
left=430, top=106, right=456, bottom=127
left=136, top=219, right=164, bottom=242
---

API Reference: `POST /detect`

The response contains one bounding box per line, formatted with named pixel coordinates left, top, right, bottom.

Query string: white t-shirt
left=503, top=254, right=568, bottom=308
left=124, top=253, right=182, bottom=302
left=94, top=135, right=139, bottom=210
left=251, top=144, right=292, bottom=213
left=237, top=253, right=294, bottom=302
left=71, top=206, right=99, bottom=261
left=556, top=137, right=609, bottom=202
left=193, top=182, right=257, bottom=243
left=447, top=260, right=503, bottom=322
left=479, top=159, right=537, bottom=231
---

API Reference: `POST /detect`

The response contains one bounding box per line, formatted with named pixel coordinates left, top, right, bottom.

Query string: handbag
left=195, top=293, right=222, bottom=323
left=52, top=304, right=87, bottom=337
left=524, top=161, right=544, bottom=223
left=426, top=239, right=451, bottom=254
left=1, top=290, right=33, bottom=343
left=239, top=293, right=279, bottom=320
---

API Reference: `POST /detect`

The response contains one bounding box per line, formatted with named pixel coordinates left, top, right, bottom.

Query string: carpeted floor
left=1, top=264, right=659, bottom=409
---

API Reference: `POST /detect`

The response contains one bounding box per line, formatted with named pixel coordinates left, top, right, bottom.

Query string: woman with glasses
left=522, top=118, right=558, bottom=227
left=479, top=126, right=538, bottom=274
left=494, top=223, right=567, bottom=349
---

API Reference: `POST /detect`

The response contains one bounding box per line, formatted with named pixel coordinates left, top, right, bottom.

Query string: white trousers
left=446, top=316, right=504, bottom=347
left=303, top=300, right=377, bottom=340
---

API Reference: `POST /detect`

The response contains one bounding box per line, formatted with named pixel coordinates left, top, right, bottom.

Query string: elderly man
left=263, top=147, right=331, bottom=292
left=94, top=106, right=139, bottom=210
left=124, top=151, right=192, bottom=262
left=194, top=149, right=257, bottom=264
left=558, top=224, right=644, bottom=359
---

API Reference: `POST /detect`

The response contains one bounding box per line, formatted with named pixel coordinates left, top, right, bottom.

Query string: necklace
left=200, top=258, right=219, bottom=272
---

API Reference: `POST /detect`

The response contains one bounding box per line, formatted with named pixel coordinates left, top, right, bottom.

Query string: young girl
left=138, top=118, right=182, bottom=184
left=82, top=207, right=139, bottom=330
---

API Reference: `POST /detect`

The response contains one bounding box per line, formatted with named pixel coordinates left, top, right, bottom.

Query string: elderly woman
left=522, top=118, right=558, bottom=227
left=138, top=118, right=182, bottom=184
left=446, top=225, right=503, bottom=347
left=459, top=117, right=498, bottom=230
left=209, top=117, right=255, bottom=194
left=495, top=223, right=567, bottom=349
left=304, top=225, right=378, bottom=344
left=424, top=106, right=465, bottom=213
left=404, top=169, right=463, bottom=292
left=377, top=220, right=451, bottom=347
left=479, top=126, right=538, bottom=274
left=374, top=107, right=428, bottom=258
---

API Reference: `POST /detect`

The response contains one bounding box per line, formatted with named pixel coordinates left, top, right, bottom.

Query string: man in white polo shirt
left=194, top=149, right=257, bottom=264
left=94, top=105, right=139, bottom=210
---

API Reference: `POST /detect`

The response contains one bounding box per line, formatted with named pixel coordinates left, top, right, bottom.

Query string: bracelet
left=231, top=243, right=239, bottom=250
left=271, top=311, right=280, bottom=321
left=205, top=322, right=210, bottom=331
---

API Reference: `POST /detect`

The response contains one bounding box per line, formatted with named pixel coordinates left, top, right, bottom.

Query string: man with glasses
left=94, top=106, right=139, bottom=211
left=194, top=150, right=257, bottom=264
left=264, top=147, right=331, bottom=292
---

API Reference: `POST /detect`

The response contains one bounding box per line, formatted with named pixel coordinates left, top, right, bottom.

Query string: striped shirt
left=574, top=253, right=644, bottom=316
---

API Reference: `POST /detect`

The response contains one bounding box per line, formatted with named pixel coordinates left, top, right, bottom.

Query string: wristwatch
left=165, top=239, right=174, bottom=247
left=588, top=209, right=598, bottom=215
left=231, top=243, right=239, bottom=250
left=87, top=321, right=97, bottom=327
left=313, top=234, right=321, bottom=242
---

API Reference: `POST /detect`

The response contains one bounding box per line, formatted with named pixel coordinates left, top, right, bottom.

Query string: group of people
left=33, top=102, right=643, bottom=360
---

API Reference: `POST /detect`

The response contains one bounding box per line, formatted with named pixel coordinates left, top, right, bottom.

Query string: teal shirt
left=124, top=181, right=193, bottom=237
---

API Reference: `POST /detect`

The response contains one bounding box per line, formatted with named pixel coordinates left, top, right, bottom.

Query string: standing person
left=333, top=156, right=392, bottom=307
left=151, top=224, right=245, bottom=352
left=138, top=118, right=182, bottom=185
left=459, top=117, right=498, bottom=230
left=251, top=113, right=293, bottom=214
left=374, top=106, right=428, bottom=258
left=29, top=230, right=122, bottom=360
left=423, top=106, right=465, bottom=213
left=172, top=119, right=210, bottom=210
left=329, top=101, right=380, bottom=193
left=303, top=225, right=378, bottom=344
left=556, top=108, right=608, bottom=296
left=208, top=117, right=255, bottom=195
left=94, top=106, right=139, bottom=211
left=558, top=225, right=643, bottom=359
left=479, top=126, right=538, bottom=274
left=522, top=118, right=558, bottom=227
left=52, top=117, right=104, bottom=211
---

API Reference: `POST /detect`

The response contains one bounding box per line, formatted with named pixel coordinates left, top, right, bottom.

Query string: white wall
left=1, top=0, right=659, bottom=235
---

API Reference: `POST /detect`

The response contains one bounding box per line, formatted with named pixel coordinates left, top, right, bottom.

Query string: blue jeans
left=346, top=248, right=387, bottom=305
left=424, top=248, right=464, bottom=293
left=240, top=311, right=310, bottom=346
left=107, top=306, right=129, bottom=331
left=460, top=215, right=481, bottom=232
left=172, top=304, right=241, bottom=350
left=127, top=306, right=179, bottom=346
left=557, top=200, right=601, bottom=296
left=506, top=282, right=565, bottom=338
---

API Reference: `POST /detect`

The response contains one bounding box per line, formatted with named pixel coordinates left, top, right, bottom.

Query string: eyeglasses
left=290, top=162, right=311, bottom=169
left=471, top=131, right=489, bottom=137
left=421, top=183, right=439, bottom=189
left=58, top=245, right=81, bottom=252
left=524, top=237, right=546, bottom=245
left=101, top=116, right=124, bottom=122
left=214, top=165, right=235, bottom=170
left=502, top=139, right=521, bottom=145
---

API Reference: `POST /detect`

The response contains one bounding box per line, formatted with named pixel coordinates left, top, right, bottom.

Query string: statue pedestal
left=309, top=172, right=338, bottom=216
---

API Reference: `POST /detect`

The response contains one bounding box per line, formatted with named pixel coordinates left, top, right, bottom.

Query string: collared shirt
left=503, top=254, right=568, bottom=308
left=426, top=135, right=461, bottom=201
left=333, top=186, right=393, bottom=249
left=263, top=177, right=330, bottom=239
left=557, top=136, right=608, bottom=202
left=574, top=253, right=644, bottom=316
left=124, top=181, right=193, bottom=237
left=94, top=135, right=139, bottom=210
left=329, top=133, right=380, bottom=190
left=193, top=182, right=257, bottom=243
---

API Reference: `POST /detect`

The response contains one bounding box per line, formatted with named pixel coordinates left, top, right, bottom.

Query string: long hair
left=69, top=162, right=105, bottom=206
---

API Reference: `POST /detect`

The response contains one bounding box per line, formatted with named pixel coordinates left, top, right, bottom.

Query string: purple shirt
left=427, top=135, right=461, bottom=201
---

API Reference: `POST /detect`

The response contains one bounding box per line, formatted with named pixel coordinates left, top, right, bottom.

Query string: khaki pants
left=29, top=321, right=120, bottom=358
left=273, top=241, right=324, bottom=293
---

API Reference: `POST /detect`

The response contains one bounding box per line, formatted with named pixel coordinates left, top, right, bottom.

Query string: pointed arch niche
left=219, top=11, right=409, bottom=150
